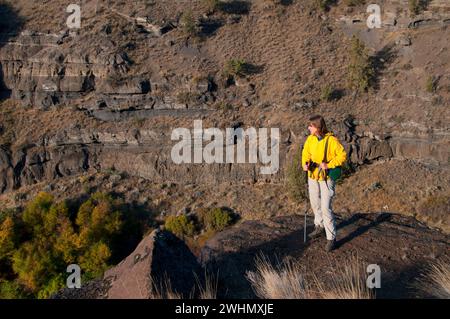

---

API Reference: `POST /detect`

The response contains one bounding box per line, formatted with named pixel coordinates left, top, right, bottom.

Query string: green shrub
left=0, top=216, right=16, bottom=261
left=0, top=280, right=29, bottom=299
left=0, top=191, right=124, bottom=298
left=78, top=242, right=112, bottom=280
left=315, top=0, right=335, bottom=11
left=36, top=274, right=65, bottom=299
left=12, top=240, right=61, bottom=292
left=75, top=192, right=122, bottom=249
left=180, top=10, right=198, bottom=37
left=103, top=166, right=119, bottom=176
left=286, top=148, right=307, bottom=203
left=202, top=0, right=221, bottom=13
left=201, top=208, right=233, bottom=232
left=425, top=76, right=438, bottom=93
left=409, top=0, right=419, bottom=15
left=133, top=117, right=146, bottom=128
left=321, top=85, right=334, bottom=102
left=224, top=59, right=249, bottom=78
left=165, top=215, right=195, bottom=238
left=409, top=0, right=428, bottom=16
left=215, top=101, right=233, bottom=111
left=347, top=35, right=375, bottom=92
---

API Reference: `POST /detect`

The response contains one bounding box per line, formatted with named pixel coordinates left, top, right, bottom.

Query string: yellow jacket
left=301, top=132, right=347, bottom=181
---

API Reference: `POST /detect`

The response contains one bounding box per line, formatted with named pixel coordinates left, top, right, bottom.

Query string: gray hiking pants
left=308, top=177, right=337, bottom=240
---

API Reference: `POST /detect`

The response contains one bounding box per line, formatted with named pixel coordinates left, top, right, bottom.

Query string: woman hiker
left=301, top=115, right=347, bottom=252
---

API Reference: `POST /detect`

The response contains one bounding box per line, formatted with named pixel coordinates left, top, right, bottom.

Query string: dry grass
left=149, top=271, right=218, bottom=299
left=246, top=255, right=310, bottom=299
left=149, top=276, right=183, bottom=299
left=419, top=259, right=450, bottom=299
left=246, top=255, right=374, bottom=299
left=195, top=271, right=219, bottom=299
left=416, top=193, right=450, bottom=234
left=310, top=256, right=374, bottom=299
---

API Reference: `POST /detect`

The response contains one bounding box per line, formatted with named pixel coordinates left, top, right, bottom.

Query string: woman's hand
left=320, top=162, right=328, bottom=170
left=303, top=163, right=309, bottom=171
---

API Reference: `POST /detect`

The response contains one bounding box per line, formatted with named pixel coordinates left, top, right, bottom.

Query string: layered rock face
left=1, top=118, right=449, bottom=193
left=0, top=24, right=215, bottom=112
left=0, top=1, right=449, bottom=193
left=339, top=0, right=450, bottom=32
left=2, top=1, right=448, bottom=112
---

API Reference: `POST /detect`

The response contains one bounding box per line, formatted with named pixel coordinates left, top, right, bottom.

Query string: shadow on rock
left=218, top=1, right=251, bottom=15
left=376, top=261, right=428, bottom=299
left=336, top=213, right=392, bottom=249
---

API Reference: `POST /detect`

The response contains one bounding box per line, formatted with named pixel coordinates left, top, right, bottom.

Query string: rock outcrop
left=0, top=30, right=214, bottom=112
left=338, top=0, right=450, bottom=49
left=53, top=229, right=202, bottom=299
left=200, top=213, right=450, bottom=298
left=1, top=117, right=449, bottom=194
left=104, top=229, right=202, bottom=299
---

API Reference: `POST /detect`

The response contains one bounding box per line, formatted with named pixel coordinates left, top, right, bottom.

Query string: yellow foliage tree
left=4, top=191, right=124, bottom=298
left=0, top=217, right=15, bottom=261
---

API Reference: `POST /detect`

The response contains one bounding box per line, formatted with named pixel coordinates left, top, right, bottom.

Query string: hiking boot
left=325, top=239, right=336, bottom=252
left=308, top=225, right=325, bottom=239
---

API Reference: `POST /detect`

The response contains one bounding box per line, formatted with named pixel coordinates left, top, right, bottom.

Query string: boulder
left=52, top=229, right=202, bottom=299
left=104, top=229, right=201, bottom=299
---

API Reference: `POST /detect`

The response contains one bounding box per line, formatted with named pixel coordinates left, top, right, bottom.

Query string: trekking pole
left=304, top=169, right=309, bottom=243
left=304, top=208, right=307, bottom=243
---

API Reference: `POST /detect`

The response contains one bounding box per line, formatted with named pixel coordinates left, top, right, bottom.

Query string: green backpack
left=323, top=135, right=342, bottom=182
